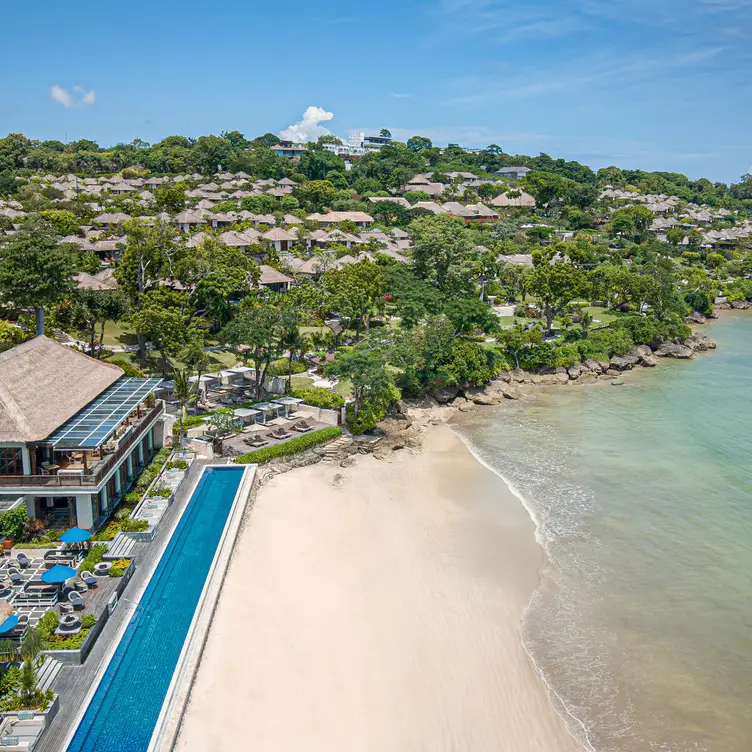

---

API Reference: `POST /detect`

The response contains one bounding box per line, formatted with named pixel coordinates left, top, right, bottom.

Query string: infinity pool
left=67, top=466, right=245, bottom=752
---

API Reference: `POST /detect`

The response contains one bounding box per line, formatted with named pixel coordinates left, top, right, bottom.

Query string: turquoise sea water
left=453, top=313, right=752, bottom=752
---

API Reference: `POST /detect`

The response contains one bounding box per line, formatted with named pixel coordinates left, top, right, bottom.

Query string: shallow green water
left=454, top=313, right=752, bottom=752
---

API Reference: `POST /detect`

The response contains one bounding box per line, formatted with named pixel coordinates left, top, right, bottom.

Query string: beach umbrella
left=59, top=527, right=91, bottom=544
left=0, top=614, right=19, bottom=634
left=41, top=564, right=77, bottom=584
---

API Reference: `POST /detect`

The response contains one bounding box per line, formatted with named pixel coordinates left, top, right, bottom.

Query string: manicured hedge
left=292, top=388, right=345, bottom=410
left=234, top=427, right=342, bottom=465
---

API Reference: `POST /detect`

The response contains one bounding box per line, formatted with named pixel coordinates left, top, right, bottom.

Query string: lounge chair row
left=242, top=420, right=314, bottom=448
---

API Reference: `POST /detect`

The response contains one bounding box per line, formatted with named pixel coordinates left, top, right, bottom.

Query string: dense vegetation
left=1, top=128, right=751, bottom=434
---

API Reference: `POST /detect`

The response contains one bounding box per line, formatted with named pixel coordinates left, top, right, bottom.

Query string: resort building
left=0, top=336, right=165, bottom=532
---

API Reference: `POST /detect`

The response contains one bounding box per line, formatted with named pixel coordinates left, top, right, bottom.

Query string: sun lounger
left=8, top=571, right=22, bottom=586
left=243, top=435, right=268, bottom=448
left=269, top=428, right=292, bottom=440
left=292, top=420, right=313, bottom=433
left=15, top=553, right=31, bottom=569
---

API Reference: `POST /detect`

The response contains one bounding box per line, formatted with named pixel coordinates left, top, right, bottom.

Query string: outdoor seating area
left=221, top=410, right=327, bottom=456
left=0, top=527, right=131, bottom=635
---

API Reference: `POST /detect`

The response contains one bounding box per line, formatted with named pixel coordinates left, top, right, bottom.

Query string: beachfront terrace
left=0, top=380, right=163, bottom=490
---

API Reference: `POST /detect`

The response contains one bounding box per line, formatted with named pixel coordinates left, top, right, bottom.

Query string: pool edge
left=58, top=461, right=256, bottom=752
left=147, top=462, right=257, bottom=752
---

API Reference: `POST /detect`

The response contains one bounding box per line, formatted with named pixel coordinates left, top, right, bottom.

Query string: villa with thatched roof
left=0, top=336, right=165, bottom=531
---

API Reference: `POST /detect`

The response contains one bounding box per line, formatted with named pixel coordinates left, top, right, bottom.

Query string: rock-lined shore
left=424, top=331, right=718, bottom=406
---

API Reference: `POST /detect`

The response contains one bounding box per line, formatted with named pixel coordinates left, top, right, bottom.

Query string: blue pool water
left=67, top=466, right=245, bottom=752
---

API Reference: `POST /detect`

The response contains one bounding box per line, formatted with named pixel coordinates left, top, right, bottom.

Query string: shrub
left=123, top=491, right=141, bottom=505
left=109, top=558, right=132, bottom=577
left=172, top=415, right=204, bottom=436
left=22, top=518, right=46, bottom=542
left=167, top=459, right=188, bottom=470
left=39, top=612, right=96, bottom=651
left=267, top=359, right=307, bottom=377
left=147, top=487, right=172, bottom=498
left=107, top=359, right=145, bottom=378
left=293, top=387, right=345, bottom=409
left=578, top=327, right=633, bottom=359
left=120, top=518, right=148, bottom=533
left=0, top=507, right=28, bottom=542
left=346, top=403, right=382, bottom=435
left=614, top=315, right=690, bottom=346
left=235, top=427, right=342, bottom=465
left=78, top=543, right=107, bottom=574
left=92, top=521, right=121, bottom=542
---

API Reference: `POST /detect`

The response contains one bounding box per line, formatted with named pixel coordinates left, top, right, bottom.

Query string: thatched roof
left=257, top=265, right=294, bottom=286
left=0, top=336, right=123, bottom=443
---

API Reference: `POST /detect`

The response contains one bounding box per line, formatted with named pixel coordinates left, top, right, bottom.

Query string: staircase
left=322, top=436, right=353, bottom=463
left=103, top=532, right=137, bottom=560
left=37, top=655, right=63, bottom=694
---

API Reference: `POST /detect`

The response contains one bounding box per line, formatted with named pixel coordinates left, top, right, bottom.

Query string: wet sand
left=176, top=424, right=581, bottom=752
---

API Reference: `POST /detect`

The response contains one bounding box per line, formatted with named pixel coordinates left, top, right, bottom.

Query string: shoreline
left=175, top=420, right=583, bottom=752
left=448, top=421, right=597, bottom=752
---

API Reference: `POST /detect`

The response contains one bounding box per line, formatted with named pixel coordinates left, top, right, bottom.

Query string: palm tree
left=17, top=629, right=44, bottom=702
left=172, top=369, right=196, bottom=447
left=180, top=336, right=210, bottom=392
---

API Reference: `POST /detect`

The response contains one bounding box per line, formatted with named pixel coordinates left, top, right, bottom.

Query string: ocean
left=452, top=312, right=752, bottom=752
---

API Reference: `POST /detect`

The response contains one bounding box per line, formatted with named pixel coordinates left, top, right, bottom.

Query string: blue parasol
left=0, top=614, right=19, bottom=634
left=41, top=564, right=78, bottom=584
left=59, top=527, right=91, bottom=544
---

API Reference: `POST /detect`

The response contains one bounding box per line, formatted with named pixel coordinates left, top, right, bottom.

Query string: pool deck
left=35, top=458, right=219, bottom=752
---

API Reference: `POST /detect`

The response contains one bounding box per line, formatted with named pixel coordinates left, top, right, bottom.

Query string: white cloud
left=391, top=92, right=411, bottom=98
left=280, top=106, right=334, bottom=142
left=50, top=84, right=96, bottom=108
left=50, top=85, right=72, bottom=108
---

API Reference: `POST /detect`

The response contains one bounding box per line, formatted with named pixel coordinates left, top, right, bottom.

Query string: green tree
left=322, top=260, right=385, bottom=342
left=497, top=326, right=544, bottom=369
left=38, top=209, right=80, bottom=235
left=117, top=219, right=182, bottom=362
left=296, top=180, right=338, bottom=212
left=180, top=333, right=211, bottom=387
left=410, top=214, right=476, bottom=295
left=129, top=289, right=190, bottom=376
left=528, top=251, right=588, bottom=334
left=70, top=289, right=130, bottom=358
left=325, top=346, right=396, bottom=419
left=221, top=305, right=286, bottom=401
left=154, top=182, right=187, bottom=214
left=191, top=135, right=235, bottom=174
left=0, top=215, right=74, bottom=334
left=406, top=135, right=432, bottom=152
left=172, top=369, right=197, bottom=446
left=443, top=299, right=499, bottom=335
left=666, top=227, right=686, bottom=247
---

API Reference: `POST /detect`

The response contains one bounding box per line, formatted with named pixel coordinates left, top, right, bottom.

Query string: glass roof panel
left=48, top=378, right=162, bottom=449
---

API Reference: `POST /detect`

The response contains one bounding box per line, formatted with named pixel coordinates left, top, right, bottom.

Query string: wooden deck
left=35, top=459, right=211, bottom=752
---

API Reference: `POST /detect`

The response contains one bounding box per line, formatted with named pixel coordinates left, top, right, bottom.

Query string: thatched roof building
left=0, top=336, right=123, bottom=443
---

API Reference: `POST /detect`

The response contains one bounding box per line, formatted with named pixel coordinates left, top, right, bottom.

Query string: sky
left=1, top=0, right=751, bottom=183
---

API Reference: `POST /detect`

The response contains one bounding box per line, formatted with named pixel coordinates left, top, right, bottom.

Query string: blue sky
left=1, top=0, right=751, bottom=183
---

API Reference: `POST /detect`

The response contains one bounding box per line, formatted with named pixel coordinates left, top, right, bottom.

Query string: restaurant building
left=0, top=336, right=165, bottom=531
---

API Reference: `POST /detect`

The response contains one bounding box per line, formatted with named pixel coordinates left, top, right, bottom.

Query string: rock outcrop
left=655, top=343, right=695, bottom=359
left=683, top=334, right=717, bottom=352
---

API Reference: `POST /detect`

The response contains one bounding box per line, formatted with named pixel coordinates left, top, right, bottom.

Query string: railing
left=0, top=403, right=163, bottom=489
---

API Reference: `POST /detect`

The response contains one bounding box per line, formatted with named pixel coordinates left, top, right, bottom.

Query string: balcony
left=0, top=403, right=163, bottom=490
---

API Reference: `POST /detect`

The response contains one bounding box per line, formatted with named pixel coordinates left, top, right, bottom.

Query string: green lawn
left=101, top=320, right=138, bottom=348
left=333, top=378, right=353, bottom=398
left=103, top=347, right=239, bottom=376
left=290, top=375, right=315, bottom=391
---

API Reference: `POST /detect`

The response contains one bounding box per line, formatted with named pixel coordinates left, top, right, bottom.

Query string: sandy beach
left=175, top=423, right=581, bottom=752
